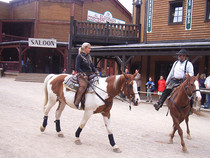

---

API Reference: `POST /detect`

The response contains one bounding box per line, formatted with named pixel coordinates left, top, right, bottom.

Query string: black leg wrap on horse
left=54, top=120, right=61, bottom=132
left=75, top=127, right=82, bottom=138
left=42, top=116, right=48, bottom=128
left=108, top=134, right=116, bottom=146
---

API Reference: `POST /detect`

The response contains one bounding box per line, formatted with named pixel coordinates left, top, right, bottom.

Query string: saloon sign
left=28, top=38, right=57, bottom=48
left=87, top=10, right=125, bottom=24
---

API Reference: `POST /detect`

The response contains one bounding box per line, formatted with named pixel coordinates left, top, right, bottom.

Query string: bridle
left=88, top=75, right=136, bottom=110
left=123, top=78, right=137, bottom=108
left=183, top=77, right=200, bottom=101
left=170, top=77, right=200, bottom=113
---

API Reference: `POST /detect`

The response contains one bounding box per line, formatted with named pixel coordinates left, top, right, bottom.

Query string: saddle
left=63, top=74, right=98, bottom=93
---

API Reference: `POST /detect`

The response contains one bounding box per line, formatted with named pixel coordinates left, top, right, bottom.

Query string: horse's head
left=185, top=73, right=202, bottom=102
left=121, top=72, right=140, bottom=106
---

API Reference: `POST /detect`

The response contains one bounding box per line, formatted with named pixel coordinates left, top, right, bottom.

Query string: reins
left=86, top=76, right=132, bottom=110
left=169, top=78, right=199, bottom=114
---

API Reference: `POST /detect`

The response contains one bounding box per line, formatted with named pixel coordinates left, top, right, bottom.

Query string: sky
left=0, top=0, right=133, bottom=14
left=119, top=0, right=133, bottom=13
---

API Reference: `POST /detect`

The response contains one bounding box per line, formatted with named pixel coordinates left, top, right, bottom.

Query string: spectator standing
left=21, top=60, right=26, bottom=72
left=158, top=75, right=166, bottom=99
left=62, top=68, right=67, bottom=74
left=26, top=57, right=31, bottom=73
left=199, top=73, right=206, bottom=108
left=146, top=77, right=155, bottom=103
left=204, top=75, right=210, bottom=109
left=125, top=68, right=129, bottom=74
left=71, top=70, right=76, bottom=75
left=97, top=67, right=102, bottom=77
left=0, top=63, right=5, bottom=77
left=134, top=69, right=141, bottom=96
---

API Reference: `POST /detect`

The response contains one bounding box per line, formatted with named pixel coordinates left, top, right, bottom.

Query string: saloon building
left=0, top=0, right=210, bottom=91
left=0, top=0, right=133, bottom=74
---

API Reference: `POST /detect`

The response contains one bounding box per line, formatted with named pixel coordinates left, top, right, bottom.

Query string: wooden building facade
left=1, top=0, right=210, bottom=93
left=127, top=0, right=210, bottom=90
left=0, top=0, right=133, bottom=74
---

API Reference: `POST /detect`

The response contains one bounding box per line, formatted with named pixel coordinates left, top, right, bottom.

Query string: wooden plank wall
left=37, top=23, right=69, bottom=41
left=39, top=1, right=71, bottom=21
left=13, top=2, right=35, bottom=19
left=0, top=2, right=10, bottom=19
left=146, top=0, right=210, bottom=42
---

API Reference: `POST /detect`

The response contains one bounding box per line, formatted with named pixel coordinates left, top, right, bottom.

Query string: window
left=205, top=0, right=210, bottom=22
left=169, top=1, right=184, bottom=25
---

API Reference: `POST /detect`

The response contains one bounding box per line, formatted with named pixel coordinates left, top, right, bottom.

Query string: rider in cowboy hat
left=153, top=49, right=194, bottom=111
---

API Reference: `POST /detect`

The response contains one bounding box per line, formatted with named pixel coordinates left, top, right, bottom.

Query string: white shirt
left=166, top=60, right=194, bottom=83
left=204, top=76, right=210, bottom=88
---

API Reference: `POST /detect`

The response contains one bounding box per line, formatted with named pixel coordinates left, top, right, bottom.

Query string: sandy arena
left=0, top=77, right=210, bottom=158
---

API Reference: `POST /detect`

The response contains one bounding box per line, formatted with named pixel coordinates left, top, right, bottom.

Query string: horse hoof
left=182, top=147, right=188, bottom=153
left=58, top=132, right=64, bottom=137
left=113, top=148, right=122, bottom=153
left=75, top=139, right=82, bottom=145
left=168, top=139, right=173, bottom=144
left=40, top=126, right=45, bottom=132
left=187, top=135, right=192, bottom=140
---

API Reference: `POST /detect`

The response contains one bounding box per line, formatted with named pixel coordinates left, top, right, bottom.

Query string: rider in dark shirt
left=74, top=42, right=97, bottom=109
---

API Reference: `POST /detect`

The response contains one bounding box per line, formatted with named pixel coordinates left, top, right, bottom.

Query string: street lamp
left=133, top=0, right=142, bottom=25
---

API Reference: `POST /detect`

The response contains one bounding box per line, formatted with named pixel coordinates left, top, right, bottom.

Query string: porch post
left=0, top=21, right=2, bottom=43
left=67, top=16, right=74, bottom=74
left=122, top=55, right=126, bottom=72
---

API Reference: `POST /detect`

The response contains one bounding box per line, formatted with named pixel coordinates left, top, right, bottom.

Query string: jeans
left=205, top=94, right=210, bottom=108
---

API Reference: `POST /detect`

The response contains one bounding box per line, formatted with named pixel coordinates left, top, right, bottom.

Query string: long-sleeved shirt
left=204, top=76, right=210, bottom=88
left=75, top=52, right=96, bottom=75
left=166, top=60, right=194, bottom=83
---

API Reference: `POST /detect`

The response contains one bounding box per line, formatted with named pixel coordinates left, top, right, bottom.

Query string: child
left=158, top=75, right=166, bottom=99
left=146, top=77, right=155, bottom=103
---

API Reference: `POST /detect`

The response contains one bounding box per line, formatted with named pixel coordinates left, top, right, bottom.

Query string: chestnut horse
left=167, top=74, right=202, bottom=152
left=40, top=72, right=140, bottom=153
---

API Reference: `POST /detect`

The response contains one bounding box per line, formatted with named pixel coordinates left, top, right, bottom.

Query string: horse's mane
left=105, top=75, right=122, bottom=90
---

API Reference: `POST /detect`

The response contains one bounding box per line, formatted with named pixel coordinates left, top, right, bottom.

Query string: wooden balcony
left=71, top=19, right=141, bottom=45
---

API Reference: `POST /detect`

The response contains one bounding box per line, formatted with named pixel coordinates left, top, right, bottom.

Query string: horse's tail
left=43, top=74, right=54, bottom=112
left=191, top=107, right=205, bottom=117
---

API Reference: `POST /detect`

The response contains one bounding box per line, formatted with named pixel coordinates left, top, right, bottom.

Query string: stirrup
left=154, top=103, right=162, bottom=111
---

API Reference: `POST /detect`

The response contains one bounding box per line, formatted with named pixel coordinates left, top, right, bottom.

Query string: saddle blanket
left=63, top=75, right=98, bottom=93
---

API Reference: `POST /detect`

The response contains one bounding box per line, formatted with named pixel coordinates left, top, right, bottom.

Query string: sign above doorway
left=28, top=38, right=57, bottom=48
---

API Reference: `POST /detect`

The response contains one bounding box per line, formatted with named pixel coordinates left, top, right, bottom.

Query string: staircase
left=15, top=73, right=49, bottom=83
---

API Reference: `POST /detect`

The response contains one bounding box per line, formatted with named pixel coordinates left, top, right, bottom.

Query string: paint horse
left=167, top=74, right=202, bottom=152
left=40, top=72, right=140, bottom=153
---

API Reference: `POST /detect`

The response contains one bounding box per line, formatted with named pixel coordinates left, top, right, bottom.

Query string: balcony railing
left=72, top=20, right=141, bottom=45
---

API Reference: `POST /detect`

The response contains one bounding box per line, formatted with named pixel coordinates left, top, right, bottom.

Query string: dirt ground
left=0, top=77, right=210, bottom=158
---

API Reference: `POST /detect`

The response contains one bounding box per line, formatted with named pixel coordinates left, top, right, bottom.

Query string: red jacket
left=158, top=79, right=166, bottom=92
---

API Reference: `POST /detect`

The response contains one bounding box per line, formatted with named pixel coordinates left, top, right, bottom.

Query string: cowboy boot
left=154, top=89, right=172, bottom=111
